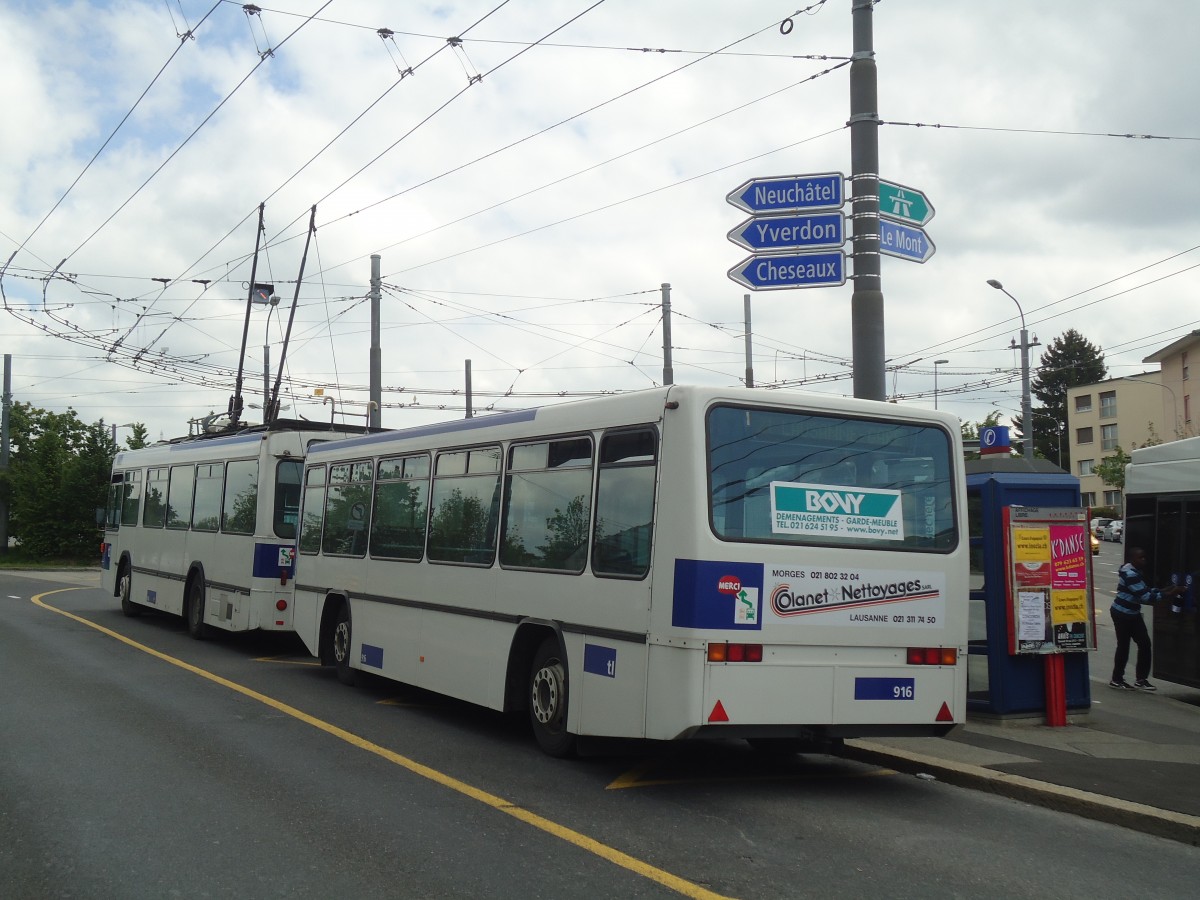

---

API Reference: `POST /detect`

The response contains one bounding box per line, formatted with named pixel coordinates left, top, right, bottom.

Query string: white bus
left=101, top=421, right=367, bottom=638
left=1124, top=436, right=1200, bottom=688
left=293, top=385, right=968, bottom=755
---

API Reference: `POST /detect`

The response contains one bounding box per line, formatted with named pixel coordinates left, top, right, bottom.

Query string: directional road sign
left=879, top=219, right=936, bottom=263
left=727, top=251, right=847, bottom=291
left=727, top=212, right=845, bottom=253
left=878, top=180, right=934, bottom=226
left=727, top=172, right=844, bottom=215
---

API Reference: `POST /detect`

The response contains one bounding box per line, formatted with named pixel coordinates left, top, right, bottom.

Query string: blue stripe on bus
left=360, top=644, right=384, bottom=668
left=672, top=559, right=764, bottom=631
left=583, top=644, right=617, bottom=678
left=252, top=543, right=297, bottom=578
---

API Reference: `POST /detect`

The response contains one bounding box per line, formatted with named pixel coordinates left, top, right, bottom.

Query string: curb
left=843, top=739, right=1200, bottom=847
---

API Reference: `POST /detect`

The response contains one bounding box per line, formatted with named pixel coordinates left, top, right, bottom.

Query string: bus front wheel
left=118, top=566, right=141, bottom=618
left=332, top=604, right=356, bottom=686
left=529, top=637, right=575, bottom=758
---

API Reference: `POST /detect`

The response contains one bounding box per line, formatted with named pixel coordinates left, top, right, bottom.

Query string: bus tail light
left=708, top=642, right=763, bottom=663
left=907, top=647, right=957, bottom=666
left=276, top=599, right=288, bottom=611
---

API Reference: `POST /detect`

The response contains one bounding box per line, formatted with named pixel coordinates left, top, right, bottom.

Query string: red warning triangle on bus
left=935, top=702, right=954, bottom=723
left=708, top=700, right=730, bottom=723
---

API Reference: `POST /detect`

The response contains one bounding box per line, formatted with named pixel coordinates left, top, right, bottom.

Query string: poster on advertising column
left=1003, top=507, right=1097, bottom=654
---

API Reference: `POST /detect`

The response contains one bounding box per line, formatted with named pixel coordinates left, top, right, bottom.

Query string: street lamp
left=933, top=359, right=949, bottom=409
left=987, top=279, right=1034, bottom=460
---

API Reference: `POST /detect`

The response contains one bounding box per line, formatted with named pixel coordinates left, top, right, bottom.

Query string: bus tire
left=332, top=604, right=356, bottom=686
left=185, top=575, right=214, bottom=640
left=118, top=564, right=141, bottom=618
left=529, top=636, right=575, bottom=758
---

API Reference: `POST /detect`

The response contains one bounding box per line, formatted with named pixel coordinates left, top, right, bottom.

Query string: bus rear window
left=707, top=405, right=956, bottom=552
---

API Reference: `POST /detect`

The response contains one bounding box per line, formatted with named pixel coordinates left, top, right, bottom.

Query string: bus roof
left=304, top=384, right=962, bottom=461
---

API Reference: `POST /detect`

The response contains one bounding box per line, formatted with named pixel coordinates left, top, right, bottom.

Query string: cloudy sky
left=2, top=0, right=1197, bottom=442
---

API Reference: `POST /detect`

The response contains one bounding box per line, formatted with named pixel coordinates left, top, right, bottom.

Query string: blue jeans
left=1111, top=609, right=1152, bottom=682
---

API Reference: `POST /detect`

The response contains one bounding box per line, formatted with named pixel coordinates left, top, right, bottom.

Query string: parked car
left=1092, top=517, right=1113, bottom=537
left=1090, top=532, right=1101, bottom=555
left=1103, top=520, right=1124, bottom=542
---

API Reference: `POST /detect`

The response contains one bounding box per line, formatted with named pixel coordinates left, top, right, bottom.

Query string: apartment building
left=1142, top=329, right=1200, bottom=441
left=1066, top=373, right=1162, bottom=510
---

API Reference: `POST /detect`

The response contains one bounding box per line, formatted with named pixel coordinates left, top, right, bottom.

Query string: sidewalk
left=844, top=614, right=1200, bottom=846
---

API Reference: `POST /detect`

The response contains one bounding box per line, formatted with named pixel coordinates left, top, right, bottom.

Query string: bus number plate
left=854, top=677, right=914, bottom=700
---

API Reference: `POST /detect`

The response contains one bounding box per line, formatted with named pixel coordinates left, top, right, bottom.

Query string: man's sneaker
left=1134, top=679, right=1157, bottom=692
left=1109, top=679, right=1135, bottom=690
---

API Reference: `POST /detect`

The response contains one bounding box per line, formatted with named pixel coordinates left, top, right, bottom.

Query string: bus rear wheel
left=186, top=576, right=213, bottom=640
left=332, top=604, right=356, bottom=686
left=529, top=636, right=575, bottom=758
left=118, top=566, right=141, bottom=618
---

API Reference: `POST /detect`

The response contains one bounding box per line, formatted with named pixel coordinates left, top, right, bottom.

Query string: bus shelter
left=966, top=457, right=1093, bottom=717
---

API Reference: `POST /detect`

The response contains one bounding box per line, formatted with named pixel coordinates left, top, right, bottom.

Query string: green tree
left=3, top=403, right=117, bottom=559
left=125, top=423, right=150, bottom=450
left=1093, top=446, right=1130, bottom=491
left=1014, top=329, right=1106, bottom=469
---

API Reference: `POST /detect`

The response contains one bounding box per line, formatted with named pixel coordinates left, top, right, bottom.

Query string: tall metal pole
left=0, top=354, right=11, bottom=555
left=933, top=359, right=948, bottom=409
left=465, top=359, right=473, bottom=419
left=743, top=294, right=754, bottom=388
left=369, top=254, right=382, bottom=429
left=849, top=0, right=884, bottom=401
left=661, top=282, right=674, bottom=386
left=987, top=280, right=1034, bottom=460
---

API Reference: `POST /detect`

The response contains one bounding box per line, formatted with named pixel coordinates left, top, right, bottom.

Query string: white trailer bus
left=292, top=385, right=968, bottom=755
left=101, top=421, right=366, bottom=638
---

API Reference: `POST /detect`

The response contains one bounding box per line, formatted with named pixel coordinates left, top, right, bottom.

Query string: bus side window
left=300, top=465, right=326, bottom=554
left=143, top=467, right=168, bottom=529
left=322, top=461, right=374, bottom=557
left=370, top=455, right=429, bottom=561
left=107, top=473, right=125, bottom=529
left=167, top=465, right=194, bottom=530
left=428, top=447, right=501, bottom=566
left=121, top=470, right=142, bottom=526
left=223, top=459, right=259, bottom=535
left=593, top=429, right=657, bottom=578
left=192, top=464, right=223, bottom=532
left=500, top=437, right=593, bottom=573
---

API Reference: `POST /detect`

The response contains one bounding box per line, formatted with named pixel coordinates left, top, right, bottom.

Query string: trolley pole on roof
left=230, top=203, right=266, bottom=426
left=849, top=0, right=885, bottom=401
left=369, top=255, right=382, bottom=429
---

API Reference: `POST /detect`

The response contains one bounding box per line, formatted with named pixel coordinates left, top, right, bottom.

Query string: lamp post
left=987, top=279, right=1034, bottom=460
left=933, top=359, right=949, bottom=409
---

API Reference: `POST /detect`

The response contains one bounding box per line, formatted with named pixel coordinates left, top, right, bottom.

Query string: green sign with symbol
left=879, top=180, right=934, bottom=226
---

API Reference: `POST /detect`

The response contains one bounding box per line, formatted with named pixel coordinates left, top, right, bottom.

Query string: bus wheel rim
left=532, top=661, right=564, bottom=725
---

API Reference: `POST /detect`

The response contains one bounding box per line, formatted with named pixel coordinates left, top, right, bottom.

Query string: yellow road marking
left=31, top=589, right=733, bottom=900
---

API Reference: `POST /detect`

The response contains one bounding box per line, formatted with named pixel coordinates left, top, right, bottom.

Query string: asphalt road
left=3, top=568, right=1198, bottom=899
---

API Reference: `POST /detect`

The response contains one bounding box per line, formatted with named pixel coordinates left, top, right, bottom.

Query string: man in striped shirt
left=1110, top=546, right=1183, bottom=691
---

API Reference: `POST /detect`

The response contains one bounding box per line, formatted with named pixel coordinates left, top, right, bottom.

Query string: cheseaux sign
left=770, top=482, right=904, bottom=541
